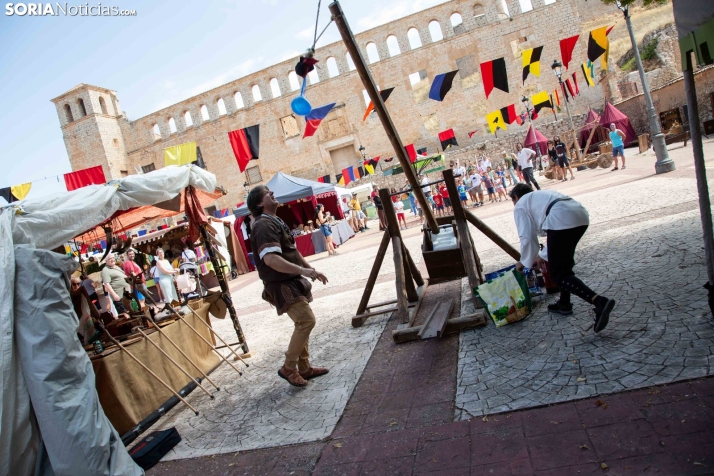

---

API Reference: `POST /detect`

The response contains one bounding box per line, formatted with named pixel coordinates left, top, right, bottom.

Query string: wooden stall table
left=92, top=302, right=219, bottom=435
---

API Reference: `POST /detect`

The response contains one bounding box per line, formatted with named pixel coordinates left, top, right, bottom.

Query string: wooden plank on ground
left=418, top=299, right=454, bottom=340
left=392, top=313, right=486, bottom=343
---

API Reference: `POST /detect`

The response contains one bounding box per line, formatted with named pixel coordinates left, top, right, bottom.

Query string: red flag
left=559, top=35, right=580, bottom=69
left=571, top=72, right=580, bottom=95
left=228, top=125, right=260, bottom=172
left=565, top=78, right=576, bottom=97
left=467, top=130, right=477, bottom=138
left=63, top=165, right=106, bottom=191
left=317, top=176, right=325, bottom=183
left=606, top=25, right=614, bottom=35
left=404, top=144, right=417, bottom=163
left=438, top=129, right=458, bottom=149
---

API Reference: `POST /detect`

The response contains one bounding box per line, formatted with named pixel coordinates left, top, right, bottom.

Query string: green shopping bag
left=474, top=269, right=532, bottom=327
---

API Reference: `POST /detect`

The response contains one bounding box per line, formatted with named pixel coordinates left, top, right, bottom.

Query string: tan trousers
left=284, top=300, right=316, bottom=371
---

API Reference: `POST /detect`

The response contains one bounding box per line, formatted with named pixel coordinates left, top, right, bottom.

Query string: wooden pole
left=391, top=236, right=410, bottom=323
left=182, top=305, right=249, bottom=367
left=355, top=230, right=391, bottom=316
left=96, top=322, right=199, bottom=415
left=330, top=0, right=439, bottom=233
left=136, top=328, right=214, bottom=399
left=199, top=224, right=250, bottom=354
left=442, top=170, right=482, bottom=308
left=464, top=210, right=521, bottom=261
left=379, top=188, right=418, bottom=303
left=175, top=314, right=245, bottom=375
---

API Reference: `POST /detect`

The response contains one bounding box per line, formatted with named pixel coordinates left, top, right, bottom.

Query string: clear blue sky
left=0, top=0, right=446, bottom=197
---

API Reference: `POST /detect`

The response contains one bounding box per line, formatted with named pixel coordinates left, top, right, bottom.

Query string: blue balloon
left=291, top=95, right=312, bottom=116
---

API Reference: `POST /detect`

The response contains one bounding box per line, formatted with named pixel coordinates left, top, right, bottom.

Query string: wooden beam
left=418, top=299, right=454, bottom=339
left=330, top=0, right=439, bottom=234
left=456, top=218, right=482, bottom=308
left=393, top=313, right=487, bottom=343
left=392, top=235, right=410, bottom=324
left=355, top=230, right=391, bottom=315
left=464, top=210, right=521, bottom=261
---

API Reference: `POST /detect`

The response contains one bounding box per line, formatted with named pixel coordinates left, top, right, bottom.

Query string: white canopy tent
left=0, top=165, right=217, bottom=476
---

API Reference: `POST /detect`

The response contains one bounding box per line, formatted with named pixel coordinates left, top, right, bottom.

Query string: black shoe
left=548, top=300, right=573, bottom=316
left=593, top=296, right=615, bottom=333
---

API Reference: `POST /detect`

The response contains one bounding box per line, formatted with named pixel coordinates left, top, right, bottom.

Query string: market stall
left=93, top=302, right=219, bottom=435
left=524, top=124, right=549, bottom=155
left=1, top=165, right=220, bottom=475
left=579, top=108, right=607, bottom=153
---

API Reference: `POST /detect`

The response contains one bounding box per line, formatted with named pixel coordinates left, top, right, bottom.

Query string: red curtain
left=233, top=217, right=255, bottom=271
left=316, top=194, right=343, bottom=220
left=63, top=165, right=106, bottom=191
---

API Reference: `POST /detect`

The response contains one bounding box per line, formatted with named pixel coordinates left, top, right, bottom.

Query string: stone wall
left=53, top=0, right=622, bottom=210
left=614, top=65, right=714, bottom=136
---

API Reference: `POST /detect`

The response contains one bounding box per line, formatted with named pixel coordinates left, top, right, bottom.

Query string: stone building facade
left=52, top=0, right=622, bottom=209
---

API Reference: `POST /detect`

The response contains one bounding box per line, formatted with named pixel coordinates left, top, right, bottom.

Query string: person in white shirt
left=181, top=242, right=197, bottom=263
left=419, top=174, right=431, bottom=197
left=468, top=172, right=484, bottom=207
left=453, top=160, right=467, bottom=178
left=510, top=183, right=615, bottom=333
left=516, top=143, right=541, bottom=190
left=482, top=156, right=492, bottom=170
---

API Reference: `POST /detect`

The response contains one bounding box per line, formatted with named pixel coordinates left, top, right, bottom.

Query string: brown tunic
left=250, top=213, right=313, bottom=315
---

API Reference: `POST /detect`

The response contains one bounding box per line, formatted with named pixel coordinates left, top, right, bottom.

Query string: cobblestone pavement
left=456, top=142, right=714, bottom=419
left=146, top=139, right=714, bottom=473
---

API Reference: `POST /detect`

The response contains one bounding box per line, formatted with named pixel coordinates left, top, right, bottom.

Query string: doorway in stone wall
left=329, top=145, right=360, bottom=177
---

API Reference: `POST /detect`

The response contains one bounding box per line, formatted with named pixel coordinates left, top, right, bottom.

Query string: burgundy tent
left=524, top=124, right=549, bottom=155
left=598, top=102, right=637, bottom=146
left=579, top=108, right=608, bottom=152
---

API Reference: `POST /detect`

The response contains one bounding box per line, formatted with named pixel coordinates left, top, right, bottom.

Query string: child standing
left=495, top=179, right=507, bottom=201
left=395, top=199, right=407, bottom=229
left=433, top=191, right=445, bottom=217
left=482, top=173, right=496, bottom=203
left=457, top=180, right=468, bottom=208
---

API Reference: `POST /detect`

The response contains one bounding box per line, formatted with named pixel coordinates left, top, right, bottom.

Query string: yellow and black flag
left=587, top=26, right=613, bottom=70
left=522, top=46, right=543, bottom=83
left=581, top=61, right=595, bottom=86
left=531, top=91, right=553, bottom=113
left=486, top=110, right=507, bottom=134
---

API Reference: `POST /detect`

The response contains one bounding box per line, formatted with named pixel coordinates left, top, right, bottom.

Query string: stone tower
left=51, top=84, right=129, bottom=180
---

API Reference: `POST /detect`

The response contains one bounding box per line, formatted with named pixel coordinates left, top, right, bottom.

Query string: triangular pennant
left=303, top=103, right=336, bottom=138
left=571, top=72, right=580, bottom=95
left=363, top=88, right=395, bottom=122
left=531, top=91, right=553, bottom=113
left=581, top=62, right=595, bottom=86
left=438, top=128, right=459, bottom=149
left=559, top=35, right=580, bottom=69
left=486, top=110, right=506, bottom=134
left=228, top=125, right=260, bottom=172
left=587, top=26, right=609, bottom=69
left=500, top=104, right=518, bottom=124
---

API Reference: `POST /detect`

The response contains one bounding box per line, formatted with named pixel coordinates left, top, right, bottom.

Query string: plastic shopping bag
left=474, top=269, right=532, bottom=327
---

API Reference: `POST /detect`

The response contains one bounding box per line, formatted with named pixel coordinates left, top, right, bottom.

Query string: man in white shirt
left=516, top=143, right=541, bottom=190
left=181, top=243, right=197, bottom=263
left=510, top=183, right=615, bottom=333
left=453, top=161, right=467, bottom=178
left=420, top=174, right=431, bottom=197
left=482, top=156, right=492, bottom=170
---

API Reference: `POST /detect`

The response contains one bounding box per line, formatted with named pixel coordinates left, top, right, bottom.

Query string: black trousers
left=522, top=167, right=541, bottom=190
left=546, top=225, right=596, bottom=305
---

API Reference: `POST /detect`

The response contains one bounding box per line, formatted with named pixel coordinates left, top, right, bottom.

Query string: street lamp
left=243, top=181, right=250, bottom=192
left=358, top=144, right=366, bottom=159
left=615, top=0, right=674, bottom=174
left=551, top=59, right=581, bottom=160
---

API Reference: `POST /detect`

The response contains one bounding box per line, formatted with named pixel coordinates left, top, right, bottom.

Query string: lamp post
left=616, top=1, right=674, bottom=174
left=243, top=181, right=250, bottom=194
left=551, top=60, right=582, bottom=161
left=358, top=144, right=366, bottom=159
left=521, top=96, right=543, bottom=170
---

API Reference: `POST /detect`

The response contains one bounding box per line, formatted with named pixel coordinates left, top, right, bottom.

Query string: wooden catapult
left=330, top=1, right=521, bottom=343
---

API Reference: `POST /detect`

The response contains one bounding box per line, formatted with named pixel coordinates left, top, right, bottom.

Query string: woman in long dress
left=155, top=247, right=179, bottom=304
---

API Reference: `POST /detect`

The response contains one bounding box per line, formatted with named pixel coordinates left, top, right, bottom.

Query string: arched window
left=64, top=104, right=74, bottom=123
left=326, top=57, right=340, bottom=77
left=217, top=98, right=227, bottom=115
left=346, top=52, right=356, bottom=71
left=288, top=71, right=300, bottom=91
left=429, top=21, right=443, bottom=42
left=386, top=35, right=401, bottom=57
left=152, top=123, right=161, bottom=140
left=407, top=28, right=422, bottom=49
left=234, top=91, right=244, bottom=108
left=200, top=104, right=209, bottom=121
left=450, top=13, right=463, bottom=27
left=270, top=78, right=282, bottom=98
left=496, top=0, right=511, bottom=17
left=184, top=110, right=193, bottom=127
left=77, top=98, right=87, bottom=117
left=168, top=117, right=177, bottom=134
left=308, top=68, right=320, bottom=85
left=473, top=3, right=485, bottom=17
left=252, top=85, right=262, bottom=102
left=519, top=0, right=533, bottom=12
left=366, top=42, right=380, bottom=63
left=99, top=96, right=108, bottom=114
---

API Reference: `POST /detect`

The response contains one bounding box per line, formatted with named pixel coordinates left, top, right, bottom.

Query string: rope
left=312, top=0, right=321, bottom=49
